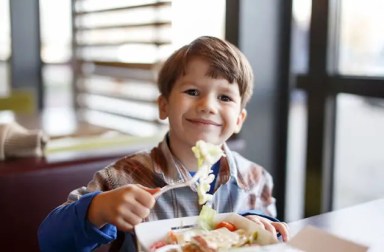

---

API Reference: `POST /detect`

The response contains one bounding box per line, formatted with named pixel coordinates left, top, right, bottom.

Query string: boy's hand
left=244, top=215, right=289, bottom=242
left=88, top=184, right=160, bottom=232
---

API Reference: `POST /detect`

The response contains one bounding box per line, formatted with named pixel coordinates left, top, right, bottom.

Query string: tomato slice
left=149, top=240, right=168, bottom=252
left=215, top=221, right=237, bottom=232
left=167, top=231, right=178, bottom=243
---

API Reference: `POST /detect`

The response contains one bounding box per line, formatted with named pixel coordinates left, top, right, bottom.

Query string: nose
left=197, top=95, right=217, bottom=114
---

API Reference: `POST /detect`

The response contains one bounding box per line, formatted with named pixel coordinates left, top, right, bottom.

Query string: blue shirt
left=38, top=192, right=117, bottom=252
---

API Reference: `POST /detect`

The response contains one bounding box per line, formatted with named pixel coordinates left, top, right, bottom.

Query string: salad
left=148, top=206, right=277, bottom=252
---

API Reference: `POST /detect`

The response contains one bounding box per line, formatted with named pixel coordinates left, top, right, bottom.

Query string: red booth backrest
left=0, top=158, right=118, bottom=252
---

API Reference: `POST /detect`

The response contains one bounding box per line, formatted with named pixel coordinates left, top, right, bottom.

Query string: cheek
left=173, top=98, right=192, bottom=113
left=226, top=110, right=241, bottom=124
left=167, top=103, right=185, bottom=122
left=225, top=110, right=244, bottom=132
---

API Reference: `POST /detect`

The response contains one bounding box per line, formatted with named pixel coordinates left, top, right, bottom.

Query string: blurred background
left=1, top=0, right=384, bottom=224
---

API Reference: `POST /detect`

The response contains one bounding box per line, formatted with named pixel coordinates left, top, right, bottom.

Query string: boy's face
left=158, top=57, right=247, bottom=149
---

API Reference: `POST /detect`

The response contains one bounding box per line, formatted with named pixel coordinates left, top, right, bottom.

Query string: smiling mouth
left=187, top=118, right=221, bottom=126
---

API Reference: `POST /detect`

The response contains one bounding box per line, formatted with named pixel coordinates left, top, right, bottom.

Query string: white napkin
left=0, top=122, right=49, bottom=160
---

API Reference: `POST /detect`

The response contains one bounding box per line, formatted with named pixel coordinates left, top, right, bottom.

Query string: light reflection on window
left=291, top=0, right=311, bottom=74
left=78, top=94, right=159, bottom=121
left=0, top=0, right=10, bottom=96
left=76, top=8, right=171, bottom=28
left=75, top=0, right=160, bottom=13
left=81, top=110, right=165, bottom=137
left=334, top=94, right=384, bottom=209
left=0, top=0, right=10, bottom=60
left=40, top=0, right=72, bottom=63
left=339, top=0, right=384, bottom=76
left=171, top=0, right=225, bottom=47
left=76, top=26, right=171, bottom=45
left=292, top=0, right=311, bottom=29
left=41, top=0, right=225, bottom=64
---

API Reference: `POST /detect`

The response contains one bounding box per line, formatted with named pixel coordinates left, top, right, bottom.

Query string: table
left=288, top=198, right=384, bottom=252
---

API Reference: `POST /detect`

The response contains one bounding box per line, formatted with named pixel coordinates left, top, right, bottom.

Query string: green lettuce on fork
left=191, top=140, right=225, bottom=205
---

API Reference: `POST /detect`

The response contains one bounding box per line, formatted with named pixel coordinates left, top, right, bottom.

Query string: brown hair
left=157, top=36, right=254, bottom=108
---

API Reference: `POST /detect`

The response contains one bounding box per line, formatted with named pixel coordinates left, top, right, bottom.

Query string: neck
left=167, top=137, right=198, bottom=172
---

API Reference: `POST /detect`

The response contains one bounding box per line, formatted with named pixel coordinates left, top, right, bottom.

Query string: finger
left=119, top=210, right=143, bottom=231
left=244, top=215, right=262, bottom=223
left=133, top=185, right=158, bottom=207
left=259, top=218, right=277, bottom=239
left=127, top=199, right=151, bottom=219
left=244, top=216, right=265, bottom=229
left=114, top=216, right=135, bottom=232
left=271, top=222, right=289, bottom=241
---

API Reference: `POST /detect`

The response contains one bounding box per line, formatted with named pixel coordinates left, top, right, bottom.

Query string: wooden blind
left=71, top=0, right=171, bottom=136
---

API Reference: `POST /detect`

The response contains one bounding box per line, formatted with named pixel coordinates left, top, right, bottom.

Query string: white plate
left=134, top=213, right=278, bottom=252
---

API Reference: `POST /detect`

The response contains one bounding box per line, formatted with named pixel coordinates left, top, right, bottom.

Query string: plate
left=134, top=213, right=278, bottom=252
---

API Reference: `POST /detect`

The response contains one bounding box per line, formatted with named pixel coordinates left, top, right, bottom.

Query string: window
left=40, top=0, right=73, bottom=108
left=334, top=94, right=384, bottom=209
left=0, top=0, right=10, bottom=96
left=332, top=0, right=384, bottom=211
left=338, top=0, right=384, bottom=76
left=293, top=0, right=384, bottom=217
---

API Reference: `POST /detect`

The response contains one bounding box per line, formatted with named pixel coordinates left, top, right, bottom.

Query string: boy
left=38, top=36, right=288, bottom=252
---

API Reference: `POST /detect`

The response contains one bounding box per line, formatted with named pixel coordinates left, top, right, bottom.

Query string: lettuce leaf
left=197, top=205, right=217, bottom=231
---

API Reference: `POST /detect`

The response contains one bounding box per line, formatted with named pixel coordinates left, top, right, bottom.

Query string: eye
left=218, top=95, right=233, bottom=102
left=184, top=89, right=199, bottom=96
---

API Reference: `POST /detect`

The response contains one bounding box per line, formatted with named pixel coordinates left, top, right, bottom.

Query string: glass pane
left=40, top=0, right=72, bottom=108
left=77, top=44, right=172, bottom=63
left=286, top=0, right=311, bottom=222
left=76, top=8, right=171, bottom=28
left=0, top=0, right=10, bottom=96
left=40, top=0, right=72, bottom=63
left=77, top=26, right=171, bottom=45
left=0, top=62, right=10, bottom=96
left=286, top=90, right=308, bottom=222
left=338, top=0, right=384, bottom=76
left=334, top=94, right=384, bottom=209
left=0, top=0, right=10, bottom=60
left=43, top=65, right=73, bottom=108
left=76, top=0, right=159, bottom=12
left=291, top=0, right=311, bottom=74
left=172, top=0, right=225, bottom=46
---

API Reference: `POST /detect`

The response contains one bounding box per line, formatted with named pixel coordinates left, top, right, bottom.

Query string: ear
left=157, top=95, right=169, bottom=120
left=234, top=108, right=247, bottom=133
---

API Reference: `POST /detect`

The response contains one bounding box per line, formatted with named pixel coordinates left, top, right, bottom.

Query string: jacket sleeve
left=38, top=191, right=117, bottom=252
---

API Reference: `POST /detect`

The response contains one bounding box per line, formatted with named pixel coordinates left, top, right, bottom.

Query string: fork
left=152, top=171, right=202, bottom=198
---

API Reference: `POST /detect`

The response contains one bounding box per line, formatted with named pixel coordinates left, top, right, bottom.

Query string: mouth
left=186, top=118, right=221, bottom=127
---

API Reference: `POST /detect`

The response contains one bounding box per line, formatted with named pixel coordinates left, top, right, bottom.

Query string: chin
left=193, top=136, right=223, bottom=146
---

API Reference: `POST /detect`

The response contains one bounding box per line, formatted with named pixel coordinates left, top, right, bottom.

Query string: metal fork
left=152, top=171, right=202, bottom=198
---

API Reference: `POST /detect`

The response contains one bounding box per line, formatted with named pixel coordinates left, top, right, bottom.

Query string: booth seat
left=0, top=156, right=123, bottom=252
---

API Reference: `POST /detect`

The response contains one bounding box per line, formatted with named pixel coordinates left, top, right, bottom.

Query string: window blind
left=71, top=0, right=171, bottom=136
